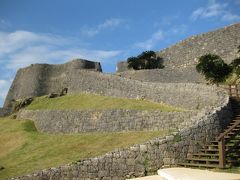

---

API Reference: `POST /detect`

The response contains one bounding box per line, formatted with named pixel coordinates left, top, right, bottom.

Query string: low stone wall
left=65, top=73, right=223, bottom=110
left=12, top=95, right=232, bottom=180
left=117, top=67, right=205, bottom=83
left=17, top=110, right=195, bottom=133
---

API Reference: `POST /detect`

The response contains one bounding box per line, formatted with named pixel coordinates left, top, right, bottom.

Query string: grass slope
left=0, top=118, right=171, bottom=179
left=26, top=93, right=185, bottom=111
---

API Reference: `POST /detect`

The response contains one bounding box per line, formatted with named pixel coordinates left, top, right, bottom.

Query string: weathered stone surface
left=3, top=59, right=102, bottom=108
left=117, top=23, right=240, bottom=83
left=5, top=24, right=237, bottom=180
left=0, top=107, right=11, bottom=117
left=17, top=110, right=194, bottom=133
left=11, top=91, right=232, bottom=180
left=3, top=57, right=229, bottom=111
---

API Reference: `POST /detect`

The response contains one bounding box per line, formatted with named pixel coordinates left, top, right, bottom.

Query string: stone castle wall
left=4, top=63, right=224, bottom=111
left=0, top=108, right=10, bottom=117
left=17, top=109, right=195, bottom=133
left=3, top=59, right=102, bottom=108
left=117, top=23, right=240, bottom=83
left=13, top=93, right=232, bottom=179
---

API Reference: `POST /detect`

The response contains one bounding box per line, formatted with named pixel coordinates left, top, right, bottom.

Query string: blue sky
left=0, top=0, right=240, bottom=106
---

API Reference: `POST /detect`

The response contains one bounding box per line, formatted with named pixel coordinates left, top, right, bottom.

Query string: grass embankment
left=0, top=118, right=171, bottom=179
left=26, top=93, right=185, bottom=112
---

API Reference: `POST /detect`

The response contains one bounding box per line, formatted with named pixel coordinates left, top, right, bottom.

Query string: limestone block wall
left=3, top=59, right=102, bottom=108
left=65, top=72, right=223, bottom=110
left=117, top=67, right=204, bottom=83
left=4, top=57, right=226, bottom=111
left=117, top=23, right=240, bottom=83
left=17, top=110, right=195, bottom=133
left=0, top=108, right=10, bottom=117
left=12, top=94, right=232, bottom=180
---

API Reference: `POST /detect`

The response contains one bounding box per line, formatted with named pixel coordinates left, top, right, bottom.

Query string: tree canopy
left=196, top=54, right=232, bottom=84
left=127, top=51, right=164, bottom=70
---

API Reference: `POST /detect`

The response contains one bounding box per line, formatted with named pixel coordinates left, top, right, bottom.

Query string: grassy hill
left=26, top=93, right=185, bottom=111
left=0, top=118, right=172, bottom=179
left=0, top=93, right=185, bottom=179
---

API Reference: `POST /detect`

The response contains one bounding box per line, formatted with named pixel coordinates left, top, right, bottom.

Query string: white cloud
left=191, top=0, right=240, bottom=21
left=134, top=30, right=164, bottom=50
left=134, top=24, right=187, bottom=50
left=81, top=18, right=124, bottom=37
left=0, top=30, right=121, bottom=70
left=222, top=12, right=240, bottom=21
left=0, top=79, right=11, bottom=100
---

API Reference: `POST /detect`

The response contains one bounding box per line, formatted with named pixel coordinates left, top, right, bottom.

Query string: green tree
left=196, top=54, right=232, bottom=84
left=230, top=57, right=240, bottom=75
left=127, top=51, right=164, bottom=70
left=127, top=57, right=140, bottom=70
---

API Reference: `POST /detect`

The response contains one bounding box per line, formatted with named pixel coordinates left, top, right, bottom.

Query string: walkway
left=129, top=167, right=240, bottom=180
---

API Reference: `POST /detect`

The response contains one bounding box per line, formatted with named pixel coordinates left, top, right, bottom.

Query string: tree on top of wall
left=196, top=54, right=232, bottom=84
left=127, top=51, right=164, bottom=70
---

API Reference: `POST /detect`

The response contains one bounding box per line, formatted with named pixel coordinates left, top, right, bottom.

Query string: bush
left=230, top=58, right=240, bottom=75
left=127, top=51, right=164, bottom=70
left=196, top=54, right=232, bottom=84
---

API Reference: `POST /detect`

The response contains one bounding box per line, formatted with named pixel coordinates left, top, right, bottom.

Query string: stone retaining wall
left=17, top=110, right=195, bottom=133
left=0, top=108, right=11, bottom=117
left=12, top=95, right=232, bottom=179
left=4, top=60, right=226, bottom=111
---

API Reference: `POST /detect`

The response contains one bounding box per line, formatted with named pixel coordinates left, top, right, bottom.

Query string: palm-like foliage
left=196, top=54, right=232, bottom=84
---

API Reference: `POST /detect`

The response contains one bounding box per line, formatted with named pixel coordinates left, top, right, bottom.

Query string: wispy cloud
left=0, top=30, right=122, bottom=106
left=191, top=0, right=240, bottom=21
left=81, top=18, right=125, bottom=37
left=0, top=30, right=121, bottom=70
left=134, top=30, right=164, bottom=50
left=134, top=24, right=187, bottom=50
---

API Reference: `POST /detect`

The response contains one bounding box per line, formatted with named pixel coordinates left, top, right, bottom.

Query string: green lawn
left=0, top=118, right=171, bottom=179
left=26, top=93, right=185, bottom=112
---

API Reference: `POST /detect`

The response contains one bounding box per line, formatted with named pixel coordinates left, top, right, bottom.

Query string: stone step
left=187, top=158, right=219, bottom=162
left=200, top=149, right=219, bottom=152
left=178, top=163, right=219, bottom=168
left=191, top=153, right=219, bottom=157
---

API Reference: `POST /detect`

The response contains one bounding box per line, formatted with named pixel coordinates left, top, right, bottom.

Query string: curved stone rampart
left=3, top=59, right=102, bottom=108
left=12, top=89, right=232, bottom=179
left=117, top=23, right=240, bottom=83
left=62, top=71, right=224, bottom=110
left=17, top=110, right=195, bottom=133
left=16, top=81, right=225, bottom=133
left=117, top=67, right=204, bottom=83
left=4, top=65, right=224, bottom=110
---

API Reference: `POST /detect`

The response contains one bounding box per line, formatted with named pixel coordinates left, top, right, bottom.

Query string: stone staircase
left=178, top=97, right=240, bottom=169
